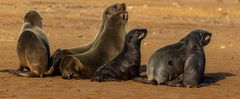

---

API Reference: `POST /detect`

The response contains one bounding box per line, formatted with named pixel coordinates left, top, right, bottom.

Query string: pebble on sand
left=220, top=45, right=226, bottom=49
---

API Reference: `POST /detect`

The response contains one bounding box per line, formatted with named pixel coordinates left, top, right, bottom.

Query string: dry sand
left=0, top=0, right=240, bottom=99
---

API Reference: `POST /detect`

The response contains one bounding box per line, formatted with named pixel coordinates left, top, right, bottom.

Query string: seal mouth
left=121, top=11, right=128, bottom=24
left=202, top=33, right=212, bottom=46
left=138, top=29, right=147, bottom=39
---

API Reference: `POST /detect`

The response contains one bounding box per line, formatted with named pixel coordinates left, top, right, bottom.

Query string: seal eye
left=110, top=5, right=117, bottom=11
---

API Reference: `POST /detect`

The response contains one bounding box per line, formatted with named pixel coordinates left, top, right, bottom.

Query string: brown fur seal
left=134, top=29, right=212, bottom=87
left=60, top=3, right=126, bottom=55
left=16, top=10, right=61, bottom=77
left=91, top=29, right=147, bottom=82
left=59, top=10, right=128, bottom=79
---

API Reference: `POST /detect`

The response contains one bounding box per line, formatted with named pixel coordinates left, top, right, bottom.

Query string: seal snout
left=202, top=32, right=212, bottom=46
left=138, top=29, right=148, bottom=39
left=120, top=3, right=126, bottom=11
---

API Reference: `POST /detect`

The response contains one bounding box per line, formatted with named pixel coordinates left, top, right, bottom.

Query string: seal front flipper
left=91, top=77, right=121, bottom=82
left=60, top=56, right=81, bottom=79
left=6, top=70, right=38, bottom=77
left=91, top=75, right=121, bottom=82
left=164, top=75, right=184, bottom=87
left=132, top=77, right=157, bottom=85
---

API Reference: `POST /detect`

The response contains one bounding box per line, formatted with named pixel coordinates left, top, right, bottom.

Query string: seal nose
left=205, top=32, right=212, bottom=40
left=141, top=29, right=147, bottom=34
left=208, top=32, right=212, bottom=37
left=120, top=3, right=126, bottom=11
left=138, top=29, right=147, bottom=39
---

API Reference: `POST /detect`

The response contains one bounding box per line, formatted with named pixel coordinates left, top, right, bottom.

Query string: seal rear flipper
left=17, top=71, right=38, bottom=77
left=132, top=77, right=157, bottom=85
left=4, top=69, right=38, bottom=77
left=164, top=74, right=184, bottom=87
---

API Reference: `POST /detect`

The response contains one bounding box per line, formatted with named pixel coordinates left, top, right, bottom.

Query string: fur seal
left=91, top=29, right=147, bottom=82
left=16, top=10, right=61, bottom=77
left=134, top=29, right=212, bottom=87
left=181, top=30, right=211, bottom=87
left=60, top=3, right=126, bottom=55
left=59, top=10, right=128, bottom=79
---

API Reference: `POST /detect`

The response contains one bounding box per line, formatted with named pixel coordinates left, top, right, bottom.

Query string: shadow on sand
left=203, top=72, right=236, bottom=86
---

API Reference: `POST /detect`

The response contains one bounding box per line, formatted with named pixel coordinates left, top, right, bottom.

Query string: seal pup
left=134, top=29, right=212, bottom=87
left=91, top=29, right=147, bottom=82
left=60, top=3, right=126, bottom=55
left=16, top=10, right=61, bottom=77
left=60, top=11, right=128, bottom=79
left=180, top=30, right=211, bottom=87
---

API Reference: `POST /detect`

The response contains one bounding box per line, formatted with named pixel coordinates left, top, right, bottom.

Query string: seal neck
left=122, top=41, right=141, bottom=61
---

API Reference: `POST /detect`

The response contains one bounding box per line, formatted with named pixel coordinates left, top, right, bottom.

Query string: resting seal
left=60, top=3, right=126, bottom=55
left=134, top=29, right=211, bottom=87
left=16, top=10, right=60, bottom=77
left=91, top=29, right=147, bottom=82
left=59, top=10, right=128, bottom=79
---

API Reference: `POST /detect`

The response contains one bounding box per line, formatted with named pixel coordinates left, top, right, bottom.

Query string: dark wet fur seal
left=59, top=10, right=128, bottom=79
left=14, top=10, right=61, bottom=77
left=59, top=3, right=126, bottom=55
left=134, top=29, right=212, bottom=87
left=181, top=29, right=211, bottom=87
left=91, top=29, right=147, bottom=82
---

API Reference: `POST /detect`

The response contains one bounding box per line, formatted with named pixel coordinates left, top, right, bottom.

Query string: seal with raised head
left=60, top=3, right=126, bottom=55
left=59, top=10, right=128, bottom=79
left=180, top=30, right=211, bottom=87
left=91, top=29, right=147, bottom=82
left=134, top=29, right=212, bottom=87
left=16, top=10, right=61, bottom=77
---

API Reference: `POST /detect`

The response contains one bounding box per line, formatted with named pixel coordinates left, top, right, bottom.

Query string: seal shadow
left=203, top=72, right=236, bottom=86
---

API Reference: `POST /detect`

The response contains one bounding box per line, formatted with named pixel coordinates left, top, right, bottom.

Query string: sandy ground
left=0, top=0, right=240, bottom=99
